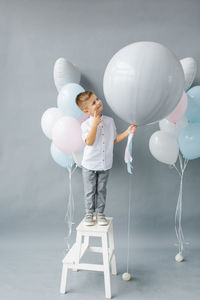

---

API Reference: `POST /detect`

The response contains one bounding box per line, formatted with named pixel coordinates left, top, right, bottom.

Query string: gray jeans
left=82, top=167, right=110, bottom=214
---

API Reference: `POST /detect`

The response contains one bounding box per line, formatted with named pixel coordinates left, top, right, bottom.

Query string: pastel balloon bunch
left=41, top=57, right=87, bottom=170
left=149, top=57, right=198, bottom=261
left=41, top=58, right=88, bottom=252
left=149, top=57, right=198, bottom=166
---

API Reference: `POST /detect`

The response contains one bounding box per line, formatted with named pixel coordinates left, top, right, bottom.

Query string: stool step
left=63, top=242, right=88, bottom=264
left=76, top=263, right=104, bottom=272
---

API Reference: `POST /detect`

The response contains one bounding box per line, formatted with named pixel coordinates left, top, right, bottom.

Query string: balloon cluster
left=148, top=57, right=198, bottom=261
left=41, top=58, right=87, bottom=169
left=149, top=57, right=199, bottom=164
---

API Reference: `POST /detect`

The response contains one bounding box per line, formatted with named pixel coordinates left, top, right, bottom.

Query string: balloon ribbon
left=124, top=132, right=134, bottom=174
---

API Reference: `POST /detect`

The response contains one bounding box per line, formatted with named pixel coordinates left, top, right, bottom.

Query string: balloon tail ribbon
left=173, top=154, right=188, bottom=254
left=124, top=132, right=134, bottom=174
left=64, top=164, right=77, bottom=253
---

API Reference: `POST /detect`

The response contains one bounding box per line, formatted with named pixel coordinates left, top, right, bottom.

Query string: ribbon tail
left=124, top=132, right=134, bottom=174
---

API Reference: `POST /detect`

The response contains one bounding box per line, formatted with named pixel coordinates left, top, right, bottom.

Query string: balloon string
left=126, top=174, right=132, bottom=273
left=64, top=164, right=77, bottom=253
left=173, top=154, right=188, bottom=254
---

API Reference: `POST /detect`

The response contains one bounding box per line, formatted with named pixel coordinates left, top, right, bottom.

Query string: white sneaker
left=83, top=213, right=95, bottom=226
left=96, top=213, right=108, bottom=226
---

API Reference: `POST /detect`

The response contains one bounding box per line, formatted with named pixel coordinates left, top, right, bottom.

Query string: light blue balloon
left=57, top=83, right=85, bottom=119
left=50, top=143, right=75, bottom=169
left=185, top=86, right=200, bottom=123
left=178, top=123, right=200, bottom=160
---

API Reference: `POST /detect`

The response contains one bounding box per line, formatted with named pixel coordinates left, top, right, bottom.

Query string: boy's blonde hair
left=76, top=90, right=94, bottom=111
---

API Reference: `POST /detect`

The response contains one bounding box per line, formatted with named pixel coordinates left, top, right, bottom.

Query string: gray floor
left=1, top=227, right=200, bottom=300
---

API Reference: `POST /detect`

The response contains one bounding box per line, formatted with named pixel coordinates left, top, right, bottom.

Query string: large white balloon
left=53, top=58, right=81, bottom=92
left=149, top=131, right=179, bottom=165
left=180, top=57, right=197, bottom=91
left=159, top=116, right=188, bottom=138
left=41, top=107, right=62, bottom=139
left=103, top=42, right=185, bottom=126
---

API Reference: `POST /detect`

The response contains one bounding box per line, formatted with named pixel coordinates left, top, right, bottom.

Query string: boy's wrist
left=92, top=121, right=98, bottom=128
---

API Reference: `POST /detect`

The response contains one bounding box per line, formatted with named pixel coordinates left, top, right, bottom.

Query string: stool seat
left=60, top=217, right=117, bottom=299
left=76, top=217, right=112, bottom=233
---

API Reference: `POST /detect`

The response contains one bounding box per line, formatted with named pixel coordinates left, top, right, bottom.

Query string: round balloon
left=178, top=123, right=200, bottom=160
left=72, top=144, right=85, bottom=168
left=57, top=83, right=85, bottom=119
left=159, top=116, right=188, bottom=138
left=103, top=41, right=185, bottom=126
left=52, top=116, right=83, bottom=154
left=166, top=92, right=188, bottom=124
left=41, top=107, right=62, bottom=139
left=149, top=131, right=179, bottom=165
left=51, top=143, right=75, bottom=169
left=185, top=86, right=200, bottom=123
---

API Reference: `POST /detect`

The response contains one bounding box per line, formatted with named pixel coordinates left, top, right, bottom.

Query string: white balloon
left=103, top=42, right=184, bottom=126
left=41, top=107, right=62, bottom=139
left=149, top=131, right=179, bottom=165
left=159, top=116, right=188, bottom=137
left=53, top=58, right=81, bottom=92
left=72, top=145, right=85, bottom=168
left=180, top=57, right=197, bottom=91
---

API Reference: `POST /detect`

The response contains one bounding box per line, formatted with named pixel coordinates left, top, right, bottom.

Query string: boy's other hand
left=128, top=124, right=137, bottom=134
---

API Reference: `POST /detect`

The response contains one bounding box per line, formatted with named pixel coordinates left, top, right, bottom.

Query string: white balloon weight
left=180, top=57, right=197, bottom=91
left=149, top=131, right=179, bottom=165
left=103, top=42, right=185, bottom=126
left=41, top=107, right=62, bottom=139
left=159, top=116, right=188, bottom=138
left=53, top=58, right=81, bottom=92
left=175, top=252, right=184, bottom=262
left=122, top=272, right=131, bottom=281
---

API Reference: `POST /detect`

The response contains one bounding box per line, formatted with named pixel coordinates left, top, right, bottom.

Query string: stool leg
left=60, top=263, right=68, bottom=294
left=108, top=223, right=117, bottom=275
left=74, top=231, right=82, bottom=272
left=102, top=233, right=111, bottom=299
left=84, top=235, right=89, bottom=248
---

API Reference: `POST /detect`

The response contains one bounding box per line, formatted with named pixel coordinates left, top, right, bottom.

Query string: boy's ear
left=83, top=109, right=89, bottom=114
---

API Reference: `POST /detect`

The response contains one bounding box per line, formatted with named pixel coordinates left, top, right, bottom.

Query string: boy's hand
left=92, top=110, right=102, bottom=127
left=128, top=124, right=137, bottom=134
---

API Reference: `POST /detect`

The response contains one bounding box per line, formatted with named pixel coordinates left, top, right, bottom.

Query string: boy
left=76, top=91, right=137, bottom=226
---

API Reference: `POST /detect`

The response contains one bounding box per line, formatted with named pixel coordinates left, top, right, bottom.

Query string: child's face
left=83, top=93, right=103, bottom=116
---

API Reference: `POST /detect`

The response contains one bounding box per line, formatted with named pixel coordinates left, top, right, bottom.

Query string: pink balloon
left=167, top=92, right=188, bottom=124
left=78, top=113, right=89, bottom=124
left=52, top=117, right=83, bottom=154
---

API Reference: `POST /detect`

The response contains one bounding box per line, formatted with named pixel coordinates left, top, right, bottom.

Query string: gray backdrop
left=1, top=0, right=200, bottom=299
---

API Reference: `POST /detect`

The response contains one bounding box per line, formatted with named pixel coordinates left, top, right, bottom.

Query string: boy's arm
left=85, top=112, right=102, bottom=146
left=114, top=124, right=137, bottom=144
left=85, top=123, right=98, bottom=145
left=114, top=129, right=129, bottom=144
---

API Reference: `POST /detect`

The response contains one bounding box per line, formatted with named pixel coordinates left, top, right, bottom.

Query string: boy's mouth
left=98, top=104, right=103, bottom=109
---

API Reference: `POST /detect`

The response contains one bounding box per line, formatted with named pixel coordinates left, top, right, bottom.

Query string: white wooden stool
left=60, top=217, right=117, bottom=299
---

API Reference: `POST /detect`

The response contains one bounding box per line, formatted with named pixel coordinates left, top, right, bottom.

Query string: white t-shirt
left=81, top=115, right=117, bottom=171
